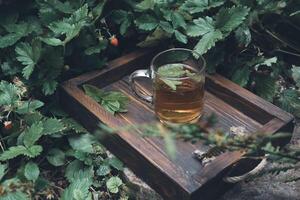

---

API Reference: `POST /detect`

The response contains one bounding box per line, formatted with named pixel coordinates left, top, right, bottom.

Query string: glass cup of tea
left=129, top=48, right=206, bottom=125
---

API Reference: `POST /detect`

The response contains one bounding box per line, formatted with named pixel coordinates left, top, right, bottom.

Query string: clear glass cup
left=129, top=48, right=206, bottom=125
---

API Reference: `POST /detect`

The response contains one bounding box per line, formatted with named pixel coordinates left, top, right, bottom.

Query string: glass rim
left=150, top=48, right=206, bottom=80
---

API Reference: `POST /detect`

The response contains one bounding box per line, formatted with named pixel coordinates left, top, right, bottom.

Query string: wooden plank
left=206, top=74, right=294, bottom=123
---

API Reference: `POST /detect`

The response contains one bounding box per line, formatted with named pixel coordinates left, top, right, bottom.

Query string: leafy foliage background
left=0, top=0, right=299, bottom=199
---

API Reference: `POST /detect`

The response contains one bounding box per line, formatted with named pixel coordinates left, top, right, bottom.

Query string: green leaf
left=43, top=118, right=65, bottom=135
left=82, top=84, right=105, bottom=102
left=40, top=37, right=64, bottom=46
left=194, top=30, right=223, bottom=55
left=83, top=84, right=129, bottom=114
left=111, top=10, right=131, bottom=35
left=160, top=78, right=182, bottom=91
left=0, top=33, right=23, bottom=48
left=65, top=160, right=84, bottom=182
left=292, top=66, right=300, bottom=87
left=96, top=165, right=111, bottom=176
left=108, top=157, right=124, bottom=171
left=137, top=28, right=170, bottom=47
left=171, top=12, right=186, bottom=29
left=135, top=0, right=155, bottom=11
left=159, top=21, right=174, bottom=33
left=157, top=64, right=185, bottom=77
left=135, top=14, right=158, bottom=31
left=231, top=67, right=251, bottom=87
left=24, top=145, right=43, bottom=158
left=0, top=164, right=7, bottom=181
left=15, top=41, right=41, bottom=79
left=62, top=118, right=88, bottom=134
left=46, top=148, right=66, bottom=166
left=92, top=0, right=107, bottom=18
left=256, top=57, right=277, bottom=67
left=23, top=122, right=44, bottom=148
left=24, top=162, right=39, bottom=181
left=174, top=30, right=187, bottom=44
left=84, top=40, right=107, bottom=55
left=54, top=0, right=74, bottom=13
left=106, top=176, right=123, bottom=194
left=0, top=192, right=29, bottom=200
left=186, top=16, right=215, bottom=37
left=254, top=75, right=277, bottom=102
left=16, top=100, right=44, bottom=114
left=61, top=169, right=93, bottom=200
left=68, top=134, right=94, bottom=153
left=180, top=0, right=225, bottom=14
left=0, top=80, right=20, bottom=106
left=215, top=6, right=250, bottom=34
left=278, top=89, right=300, bottom=117
left=235, top=25, right=251, bottom=47
left=0, top=146, right=27, bottom=161
left=42, top=80, right=58, bottom=95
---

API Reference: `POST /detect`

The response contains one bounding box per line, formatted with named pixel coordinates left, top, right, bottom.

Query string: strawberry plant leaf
left=42, top=80, right=58, bottom=95
left=68, top=134, right=94, bottom=153
left=292, top=66, right=300, bottom=87
left=194, top=30, right=223, bottom=55
left=180, top=0, right=225, bottom=14
left=135, top=14, right=158, bottom=31
left=106, top=176, right=123, bottom=194
left=0, top=192, right=29, bottom=200
left=235, top=24, right=252, bottom=47
left=24, top=145, right=43, bottom=158
left=254, top=74, right=277, bottom=102
left=15, top=41, right=41, bottom=79
left=0, top=164, right=7, bottom=181
left=0, top=80, right=21, bottom=106
left=174, top=30, right=187, bottom=44
left=16, top=100, right=44, bottom=114
left=65, top=160, right=84, bottom=182
left=108, top=157, right=124, bottom=171
left=23, top=121, right=44, bottom=148
left=278, top=89, right=300, bottom=117
left=61, top=168, right=93, bottom=200
left=135, top=0, right=155, bottom=11
left=231, top=66, right=251, bottom=87
left=0, top=146, right=27, bottom=161
left=187, top=16, right=215, bottom=37
left=0, top=33, right=23, bottom=48
left=46, top=148, right=66, bottom=166
left=215, top=6, right=250, bottom=34
left=40, top=38, right=64, bottom=46
left=96, top=165, right=111, bottom=176
left=159, top=21, right=174, bottom=33
left=137, top=28, right=170, bottom=47
left=171, top=12, right=186, bottom=29
left=43, top=118, right=65, bottom=135
left=24, top=162, right=40, bottom=181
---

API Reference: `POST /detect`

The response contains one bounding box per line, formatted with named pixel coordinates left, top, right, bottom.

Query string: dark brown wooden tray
left=60, top=49, right=294, bottom=200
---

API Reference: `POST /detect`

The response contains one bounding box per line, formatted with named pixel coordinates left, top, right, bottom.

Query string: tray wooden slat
left=60, top=49, right=294, bottom=200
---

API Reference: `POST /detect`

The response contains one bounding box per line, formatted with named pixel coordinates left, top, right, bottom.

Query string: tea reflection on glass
left=129, top=48, right=206, bottom=125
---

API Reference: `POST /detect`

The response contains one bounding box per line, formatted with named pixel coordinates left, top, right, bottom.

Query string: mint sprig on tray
left=83, top=84, right=129, bottom=115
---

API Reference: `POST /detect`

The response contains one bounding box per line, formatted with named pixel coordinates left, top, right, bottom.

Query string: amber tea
left=154, top=64, right=205, bottom=124
left=130, top=48, right=206, bottom=124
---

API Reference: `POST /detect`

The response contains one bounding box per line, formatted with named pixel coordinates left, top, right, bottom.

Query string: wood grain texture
left=60, top=49, right=295, bottom=200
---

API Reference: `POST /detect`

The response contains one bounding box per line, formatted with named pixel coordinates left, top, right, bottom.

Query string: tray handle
left=223, top=156, right=267, bottom=183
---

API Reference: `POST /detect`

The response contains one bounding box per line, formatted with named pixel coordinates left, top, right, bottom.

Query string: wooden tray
left=60, top=49, right=294, bottom=200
